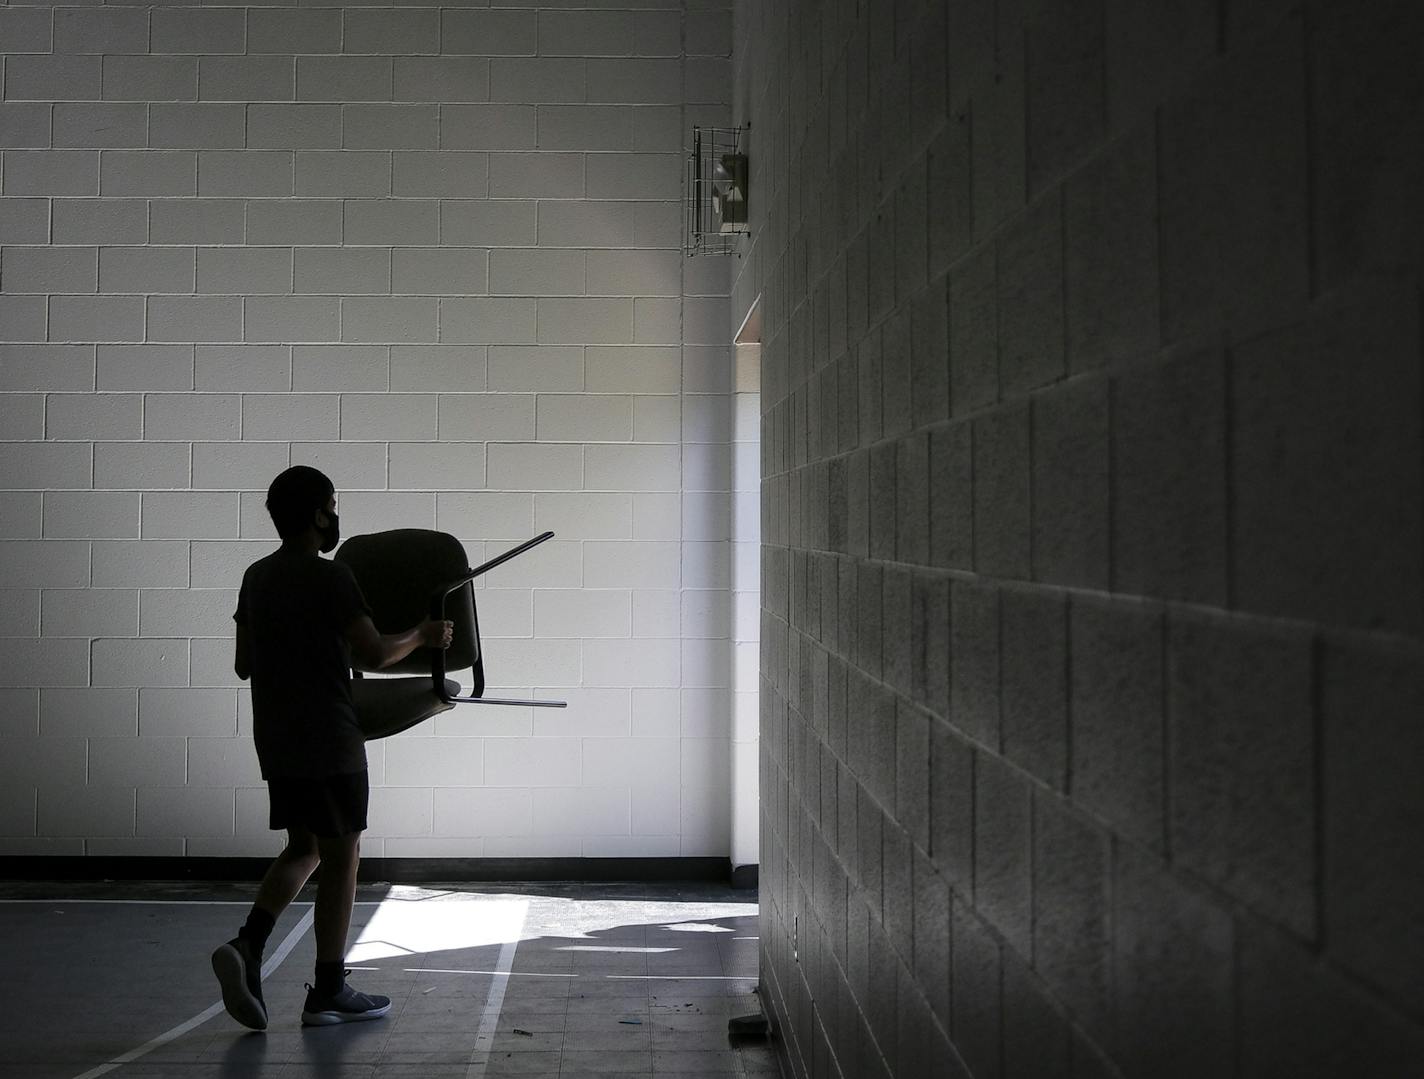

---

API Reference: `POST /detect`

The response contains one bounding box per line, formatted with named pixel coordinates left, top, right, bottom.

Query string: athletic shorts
left=267, top=770, right=369, bottom=838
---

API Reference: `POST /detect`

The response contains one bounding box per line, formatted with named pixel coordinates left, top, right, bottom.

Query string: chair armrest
left=426, top=531, right=555, bottom=619
left=427, top=531, right=557, bottom=695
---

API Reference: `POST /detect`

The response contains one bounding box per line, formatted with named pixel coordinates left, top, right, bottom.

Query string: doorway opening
left=730, top=297, right=761, bottom=886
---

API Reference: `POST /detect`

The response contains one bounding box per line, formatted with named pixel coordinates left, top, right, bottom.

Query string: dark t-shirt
left=234, top=548, right=372, bottom=780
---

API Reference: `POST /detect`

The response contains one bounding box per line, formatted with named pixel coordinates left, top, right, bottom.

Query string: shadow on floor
left=0, top=880, right=781, bottom=1079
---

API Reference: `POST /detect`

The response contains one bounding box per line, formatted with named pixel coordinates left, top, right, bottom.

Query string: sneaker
left=300, top=979, right=392, bottom=1026
left=211, top=936, right=267, bottom=1031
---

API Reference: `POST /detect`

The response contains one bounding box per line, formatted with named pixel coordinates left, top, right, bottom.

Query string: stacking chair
left=335, top=529, right=567, bottom=740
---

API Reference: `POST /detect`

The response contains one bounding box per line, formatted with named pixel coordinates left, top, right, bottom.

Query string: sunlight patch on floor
left=346, top=894, right=529, bottom=962
left=343, top=888, right=755, bottom=963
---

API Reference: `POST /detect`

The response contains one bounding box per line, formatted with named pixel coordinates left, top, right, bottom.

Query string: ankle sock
left=237, top=907, right=276, bottom=952
left=314, top=960, right=345, bottom=996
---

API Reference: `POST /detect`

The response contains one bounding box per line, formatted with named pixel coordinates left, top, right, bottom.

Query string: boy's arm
left=234, top=622, right=251, bottom=681
left=344, top=614, right=453, bottom=672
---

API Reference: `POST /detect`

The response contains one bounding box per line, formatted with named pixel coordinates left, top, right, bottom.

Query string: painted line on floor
left=0, top=899, right=258, bottom=906
left=258, top=906, right=317, bottom=979
left=410, top=966, right=577, bottom=978
left=69, top=905, right=315, bottom=1079
left=463, top=901, right=529, bottom=1079
left=607, top=974, right=759, bottom=980
left=0, top=899, right=387, bottom=905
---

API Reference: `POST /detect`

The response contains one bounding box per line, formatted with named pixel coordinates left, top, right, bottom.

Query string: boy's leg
left=239, top=827, right=321, bottom=953
left=290, top=773, right=388, bottom=1026
left=254, top=827, right=322, bottom=920
left=213, top=829, right=320, bottom=1031
left=313, top=830, right=361, bottom=968
left=301, top=830, right=391, bottom=1026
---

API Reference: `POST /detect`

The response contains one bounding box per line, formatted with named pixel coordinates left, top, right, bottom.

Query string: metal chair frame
left=426, top=531, right=566, bottom=709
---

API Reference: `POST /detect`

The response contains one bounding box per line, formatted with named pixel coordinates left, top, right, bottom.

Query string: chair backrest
left=334, top=529, right=482, bottom=683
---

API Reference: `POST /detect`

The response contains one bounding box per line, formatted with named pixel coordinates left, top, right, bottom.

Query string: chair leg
left=444, top=694, right=567, bottom=708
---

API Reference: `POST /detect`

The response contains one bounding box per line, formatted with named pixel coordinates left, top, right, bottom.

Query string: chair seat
left=352, top=677, right=459, bottom=741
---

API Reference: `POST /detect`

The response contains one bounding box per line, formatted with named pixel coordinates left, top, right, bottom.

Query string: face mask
left=317, top=510, right=340, bottom=553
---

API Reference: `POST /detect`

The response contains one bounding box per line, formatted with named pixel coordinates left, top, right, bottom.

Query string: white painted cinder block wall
left=0, top=1, right=752, bottom=864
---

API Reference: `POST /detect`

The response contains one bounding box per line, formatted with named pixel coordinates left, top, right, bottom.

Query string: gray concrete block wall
left=0, top=2, right=742, bottom=861
left=735, top=0, right=1424, bottom=1076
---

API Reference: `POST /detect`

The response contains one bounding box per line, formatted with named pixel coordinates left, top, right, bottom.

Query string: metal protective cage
left=685, top=124, right=749, bottom=255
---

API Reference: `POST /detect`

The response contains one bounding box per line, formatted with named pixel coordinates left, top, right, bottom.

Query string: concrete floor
left=0, top=880, right=781, bottom=1079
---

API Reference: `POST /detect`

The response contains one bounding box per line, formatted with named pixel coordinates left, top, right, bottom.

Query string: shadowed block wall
left=732, top=0, right=1424, bottom=1076
left=0, top=1, right=744, bottom=865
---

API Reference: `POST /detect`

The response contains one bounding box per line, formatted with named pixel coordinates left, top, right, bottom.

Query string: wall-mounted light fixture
left=686, top=124, right=750, bottom=255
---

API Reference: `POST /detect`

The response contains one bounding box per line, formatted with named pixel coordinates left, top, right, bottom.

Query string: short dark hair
left=266, top=466, right=334, bottom=539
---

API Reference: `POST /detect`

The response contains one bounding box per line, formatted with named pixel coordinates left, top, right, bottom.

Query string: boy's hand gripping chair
left=335, top=530, right=567, bottom=740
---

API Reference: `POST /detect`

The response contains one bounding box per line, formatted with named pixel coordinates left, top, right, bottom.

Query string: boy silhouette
left=211, top=465, right=452, bottom=1029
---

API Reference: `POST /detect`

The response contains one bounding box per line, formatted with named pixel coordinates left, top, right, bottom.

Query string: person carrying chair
left=211, top=465, right=453, bottom=1030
